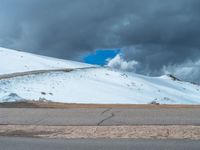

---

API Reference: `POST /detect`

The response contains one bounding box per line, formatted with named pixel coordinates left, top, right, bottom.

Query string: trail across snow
left=0, top=47, right=200, bottom=104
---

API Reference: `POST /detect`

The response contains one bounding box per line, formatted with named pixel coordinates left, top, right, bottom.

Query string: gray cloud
left=162, top=59, right=200, bottom=84
left=0, top=0, right=200, bottom=82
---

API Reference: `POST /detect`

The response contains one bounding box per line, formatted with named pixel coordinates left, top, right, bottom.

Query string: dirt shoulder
left=1, top=101, right=200, bottom=109
left=1, top=125, right=200, bottom=140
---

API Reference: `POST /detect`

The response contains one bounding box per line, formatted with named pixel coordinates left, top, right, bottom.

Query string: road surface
left=1, top=107, right=200, bottom=125
left=0, top=67, right=97, bottom=80
left=1, top=137, right=200, bottom=150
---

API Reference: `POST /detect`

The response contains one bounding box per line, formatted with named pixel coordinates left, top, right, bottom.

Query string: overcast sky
left=0, top=0, right=200, bottom=83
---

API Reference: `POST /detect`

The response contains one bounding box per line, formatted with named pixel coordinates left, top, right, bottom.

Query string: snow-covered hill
left=0, top=47, right=200, bottom=104
left=0, top=47, right=92, bottom=75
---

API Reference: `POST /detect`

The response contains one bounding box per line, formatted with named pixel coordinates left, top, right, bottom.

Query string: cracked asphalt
left=1, top=107, right=200, bottom=125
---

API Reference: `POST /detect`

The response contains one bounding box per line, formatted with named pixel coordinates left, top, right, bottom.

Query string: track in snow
left=0, top=67, right=97, bottom=80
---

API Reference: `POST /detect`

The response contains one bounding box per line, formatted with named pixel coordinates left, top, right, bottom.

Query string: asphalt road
left=1, top=107, right=200, bottom=125
left=0, top=137, right=200, bottom=150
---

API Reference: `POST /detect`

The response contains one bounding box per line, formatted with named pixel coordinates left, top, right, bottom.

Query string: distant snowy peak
left=159, top=74, right=181, bottom=81
left=0, top=47, right=94, bottom=75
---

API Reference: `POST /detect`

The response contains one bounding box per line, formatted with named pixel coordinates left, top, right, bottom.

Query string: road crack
left=101, top=108, right=112, bottom=115
left=97, top=113, right=115, bottom=126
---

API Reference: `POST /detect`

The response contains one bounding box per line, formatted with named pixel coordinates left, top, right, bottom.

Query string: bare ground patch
left=1, top=101, right=200, bottom=109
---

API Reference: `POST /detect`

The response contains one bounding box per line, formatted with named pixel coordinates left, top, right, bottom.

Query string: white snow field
left=0, top=47, right=200, bottom=104
left=0, top=47, right=92, bottom=75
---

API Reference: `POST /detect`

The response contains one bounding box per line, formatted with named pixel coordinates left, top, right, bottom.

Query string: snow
left=0, top=47, right=200, bottom=104
left=1, top=93, right=25, bottom=102
left=0, top=47, right=93, bottom=75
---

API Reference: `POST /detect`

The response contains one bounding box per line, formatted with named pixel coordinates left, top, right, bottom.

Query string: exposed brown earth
left=1, top=101, right=200, bottom=109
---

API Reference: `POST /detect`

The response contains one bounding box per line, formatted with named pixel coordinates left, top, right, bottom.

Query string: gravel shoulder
left=1, top=125, right=200, bottom=140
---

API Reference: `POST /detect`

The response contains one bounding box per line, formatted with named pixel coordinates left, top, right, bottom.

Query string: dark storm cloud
left=0, top=0, right=200, bottom=82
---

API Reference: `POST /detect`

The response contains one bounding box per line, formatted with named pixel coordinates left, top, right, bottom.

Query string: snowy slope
left=0, top=47, right=200, bottom=104
left=0, top=47, right=92, bottom=75
left=0, top=67, right=200, bottom=104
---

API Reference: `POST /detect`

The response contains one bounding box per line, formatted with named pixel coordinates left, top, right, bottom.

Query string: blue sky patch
left=83, top=49, right=120, bottom=65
